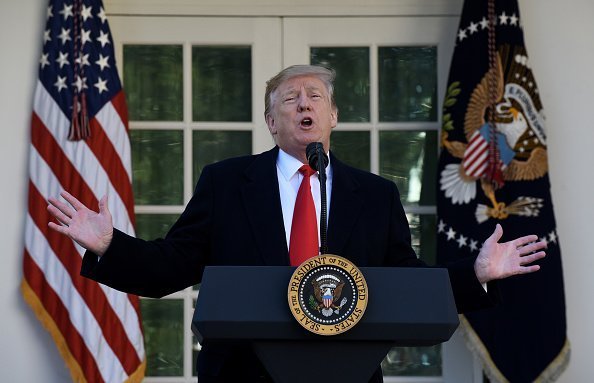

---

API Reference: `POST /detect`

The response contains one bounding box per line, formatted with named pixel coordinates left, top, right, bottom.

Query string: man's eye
left=283, top=97, right=296, bottom=103
left=312, top=94, right=321, bottom=99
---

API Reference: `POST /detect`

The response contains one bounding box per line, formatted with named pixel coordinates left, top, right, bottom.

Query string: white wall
left=0, top=0, right=592, bottom=382
left=521, top=1, right=594, bottom=382
left=0, top=0, right=71, bottom=381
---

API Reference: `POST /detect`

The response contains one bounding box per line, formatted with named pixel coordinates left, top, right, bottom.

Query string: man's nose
left=298, top=103, right=312, bottom=112
left=297, top=90, right=312, bottom=112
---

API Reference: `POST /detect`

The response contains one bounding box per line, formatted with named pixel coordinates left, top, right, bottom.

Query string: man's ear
left=266, top=114, right=277, bottom=135
left=330, top=108, right=338, bottom=129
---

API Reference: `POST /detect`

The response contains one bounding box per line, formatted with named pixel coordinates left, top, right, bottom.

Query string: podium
left=192, top=266, right=459, bottom=383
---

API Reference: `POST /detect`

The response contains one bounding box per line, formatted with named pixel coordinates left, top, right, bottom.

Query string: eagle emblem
left=310, top=274, right=348, bottom=317
left=440, top=46, right=547, bottom=223
left=288, top=255, right=368, bottom=335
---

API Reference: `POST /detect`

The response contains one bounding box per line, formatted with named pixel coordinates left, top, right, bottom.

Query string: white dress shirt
left=276, top=148, right=332, bottom=250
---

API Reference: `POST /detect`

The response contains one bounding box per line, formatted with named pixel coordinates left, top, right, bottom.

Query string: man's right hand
left=47, top=191, right=114, bottom=256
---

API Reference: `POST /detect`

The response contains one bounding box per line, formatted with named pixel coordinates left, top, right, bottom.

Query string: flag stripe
left=28, top=140, right=143, bottom=364
left=33, top=83, right=134, bottom=234
left=87, top=115, right=135, bottom=224
left=110, top=91, right=130, bottom=132
left=465, top=150, right=488, bottom=176
left=25, top=214, right=127, bottom=383
left=23, top=251, right=104, bottom=383
left=27, top=145, right=144, bottom=363
left=465, top=141, right=487, bottom=164
left=463, top=133, right=489, bottom=177
left=94, top=91, right=133, bottom=182
left=27, top=180, right=141, bottom=375
left=31, top=111, right=98, bottom=211
left=463, top=134, right=487, bottom=162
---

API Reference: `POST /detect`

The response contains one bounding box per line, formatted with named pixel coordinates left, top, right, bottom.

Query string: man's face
left=266, top=75, right=337, bottom=162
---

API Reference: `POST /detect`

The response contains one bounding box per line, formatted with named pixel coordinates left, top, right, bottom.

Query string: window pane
left=378, top=46, right=437, bottom=122
left=135, top=214, right=179, bottom=240
left=382, top=345, right=441, bottom=377
left=192, top=46, right=252, bottom=122
left=330, top=131, right=370, bottom=171
left=141, top=299, right=184, bottom=377
left=311, top=47, right=370, bottom=122
left=383, top=212, right=438, bottom=376
left=192, top=131, right=252, bottom=186
left=379, top=130, right=437, bottom=205
left=131, top=130, right=183, bottom=205
left=124, top=45, right=183, bottom=121
left=406, top=213, right=437, bottom=265
left=192, top=299, right=201, bottom=376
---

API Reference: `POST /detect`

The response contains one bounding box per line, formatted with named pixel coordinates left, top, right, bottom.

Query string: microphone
left=306, top=142, right=329, bottom=171
left=305, top=142, right=328, bottom=254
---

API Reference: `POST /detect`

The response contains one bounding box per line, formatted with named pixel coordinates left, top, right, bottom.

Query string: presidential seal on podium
left=288, top=254, right=368, bottom=335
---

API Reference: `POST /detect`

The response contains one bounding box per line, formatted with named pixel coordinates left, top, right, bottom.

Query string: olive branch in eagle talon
left=442, top=81, right=461, bottom=133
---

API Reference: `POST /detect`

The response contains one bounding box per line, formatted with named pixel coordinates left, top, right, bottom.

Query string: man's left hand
left=474, top=224, right=547, bottom=284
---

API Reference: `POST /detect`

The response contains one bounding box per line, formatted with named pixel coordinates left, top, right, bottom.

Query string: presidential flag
left=437, top=0, right=569, bottom=381
left=21, top=0, right=145, bottom=381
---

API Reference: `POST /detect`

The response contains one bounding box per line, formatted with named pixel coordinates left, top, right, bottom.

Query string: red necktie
left=289, top=165, right=319, bottom=266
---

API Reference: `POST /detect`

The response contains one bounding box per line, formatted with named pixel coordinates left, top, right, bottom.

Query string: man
left=48, top=65, right=546, bottom=382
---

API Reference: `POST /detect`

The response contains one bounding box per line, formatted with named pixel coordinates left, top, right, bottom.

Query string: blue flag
left=437, top=0, right=570, bottom=381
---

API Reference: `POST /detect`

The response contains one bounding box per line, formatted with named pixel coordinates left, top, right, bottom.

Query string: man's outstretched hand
left=47, top=191, right=114, bottom=256
left=474, top=224, right=547, bottom=284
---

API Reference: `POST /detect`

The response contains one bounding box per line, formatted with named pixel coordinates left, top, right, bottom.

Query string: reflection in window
left=382, top=345, right=441, bottom=377
left=124, top=45, right=183, bottom=121
left=135, top=214, right=179, bottom=240
left=130, top=130, right=184, bottom=206
left=141, top=299, right=184, bottom=377
left=378, top=46, right=437, bottom=122
left=379, top=131, right=437, bottom=206
left=192, top=299, right=201, bottom=375
left=192, top=46, right=252, bottom=122
left=406, top=213, right=437, bottom=265
left=330, top=131, right=370, bottom=171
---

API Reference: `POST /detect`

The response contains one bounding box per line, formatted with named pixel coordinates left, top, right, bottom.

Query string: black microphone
left=305, top=142, right=328, bottom=254
left=306, top=142, right=329, bottom=171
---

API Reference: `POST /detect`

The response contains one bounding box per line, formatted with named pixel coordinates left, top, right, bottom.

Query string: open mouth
left=301, top=117, right=313, bottom=127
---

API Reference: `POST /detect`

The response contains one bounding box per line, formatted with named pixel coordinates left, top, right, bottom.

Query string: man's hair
left=264, top=65, right=337, bottom=118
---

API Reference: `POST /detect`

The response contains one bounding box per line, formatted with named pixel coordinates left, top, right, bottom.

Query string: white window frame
left=107, top=1, right=482, bottom=381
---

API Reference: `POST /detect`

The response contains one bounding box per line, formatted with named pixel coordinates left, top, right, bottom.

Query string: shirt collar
left=277, top=148, right=306, bottom=182
left=277, top=147, right=332, bottom=182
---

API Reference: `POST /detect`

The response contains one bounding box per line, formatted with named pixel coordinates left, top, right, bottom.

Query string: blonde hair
left=264, top=65, right=337, bottom=118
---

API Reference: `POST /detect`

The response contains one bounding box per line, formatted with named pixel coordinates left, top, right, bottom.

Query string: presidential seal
left=287, top=254, right=368, bottom=336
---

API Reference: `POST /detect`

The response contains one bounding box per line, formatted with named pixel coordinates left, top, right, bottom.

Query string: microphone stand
left=317, top=146, right=328, bottom=255
left=306, top=142, right=329, bottom=255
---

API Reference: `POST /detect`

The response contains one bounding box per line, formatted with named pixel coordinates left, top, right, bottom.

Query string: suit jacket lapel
left=327, top=153, right=363, bottom=256
left=241, top=147, right=290, bottom=265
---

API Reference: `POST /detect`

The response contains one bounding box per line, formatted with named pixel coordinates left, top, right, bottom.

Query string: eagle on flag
left=440, top=49, right=548, bottom=224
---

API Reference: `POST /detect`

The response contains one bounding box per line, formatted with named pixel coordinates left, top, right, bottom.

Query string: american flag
left=462, top=123, right=512, bottom=179
left=21, top=0, right=145, bottom=382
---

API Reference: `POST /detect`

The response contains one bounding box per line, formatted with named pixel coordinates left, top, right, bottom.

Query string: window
left=111, top=11, right=473, bottom=383
left=312, top=44, right=440, bottom=377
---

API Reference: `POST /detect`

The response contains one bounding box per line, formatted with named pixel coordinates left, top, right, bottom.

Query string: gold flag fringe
left=125, top=359, right=146, bottom=383
left=21, top=279, right=146, bottom=383
left=459, top=315, right=570, bottom=383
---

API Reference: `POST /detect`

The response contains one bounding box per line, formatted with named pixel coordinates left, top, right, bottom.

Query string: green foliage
left=309, top=295, right=318, bottom=311
left=442, top=81, right=461, bottom=131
